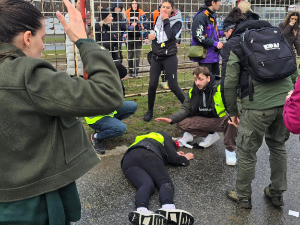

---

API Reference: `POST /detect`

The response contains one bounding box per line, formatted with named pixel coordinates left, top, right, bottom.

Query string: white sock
left=137, top=207, right=153, bottom=215
left=162, top=204, right=176, bottom=210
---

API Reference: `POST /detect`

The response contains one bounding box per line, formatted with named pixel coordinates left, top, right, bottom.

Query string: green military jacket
left=222, top=52, right=298, bottom=116
left=0, top=41, right=123, bottom=202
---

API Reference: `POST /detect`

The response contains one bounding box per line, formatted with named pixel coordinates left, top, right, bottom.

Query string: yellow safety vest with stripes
left=129, top=132, right=164, bottom=147
left=84, top=111, right=117, bottom=125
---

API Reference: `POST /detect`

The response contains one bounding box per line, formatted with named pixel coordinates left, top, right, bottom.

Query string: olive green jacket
left=0, top=41, right=123, bottom=202
left=222, top=52, right=298, bottom=116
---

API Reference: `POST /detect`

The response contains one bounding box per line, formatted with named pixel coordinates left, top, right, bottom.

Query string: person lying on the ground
left=155, top=66, right=237, bottom=166
left=121, top=131, right=194, bottom=225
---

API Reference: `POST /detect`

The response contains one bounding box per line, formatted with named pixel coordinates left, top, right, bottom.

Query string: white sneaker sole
left=226, top=160, right=236, bottom=166
left=128, top=211, right=167, bottom=225
left=155, top=209, right=194, bottom=225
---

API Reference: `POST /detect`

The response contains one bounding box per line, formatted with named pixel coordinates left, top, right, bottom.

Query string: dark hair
left=283, top=11, right=300, bottom=36
left=0, top=0, right=43, bottom=43
left=223, top=7, right=245, bottom=31
left=162, top=0, right=175, bottom=8
left=130, top=0, right=140, bottom=11
left=193, top=66, right=210, bottom=77
left=205, top=0, right=220, bottom=7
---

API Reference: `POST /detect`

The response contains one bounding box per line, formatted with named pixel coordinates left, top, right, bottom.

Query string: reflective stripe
left=214, top=85, right=226, bottom=118
left=84, top=111, right=117, bottom=124
left=129, top=132, right=164, bottom=147
left=189, top=88, right=193, bottom=98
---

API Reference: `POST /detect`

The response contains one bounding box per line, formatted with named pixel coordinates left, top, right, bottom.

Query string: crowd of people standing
left=1, top=0, right=300, bottom=225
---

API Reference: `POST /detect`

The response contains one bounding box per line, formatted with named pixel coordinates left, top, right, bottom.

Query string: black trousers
left=121, top=148, right=174, bottom=208
left=148, top=55, right=185, bottom=111
left=198, top=62, right=220, bottom=75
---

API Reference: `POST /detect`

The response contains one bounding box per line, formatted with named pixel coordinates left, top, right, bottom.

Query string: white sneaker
left=155, top=208, right=194, bottom=225
left=128, top=211, right=167, bottom=225
left=199, top=132, right=220, bottom=148
left=177, top=132, right=194, bottom=149
left=225, top=149, right=236, bottom=166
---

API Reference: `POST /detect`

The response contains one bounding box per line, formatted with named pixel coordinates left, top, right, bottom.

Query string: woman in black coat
left=279, top=11, right=300, bottom=56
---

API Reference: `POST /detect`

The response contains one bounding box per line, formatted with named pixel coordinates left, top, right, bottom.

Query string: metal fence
left=30, top=0, right=300, bottom=96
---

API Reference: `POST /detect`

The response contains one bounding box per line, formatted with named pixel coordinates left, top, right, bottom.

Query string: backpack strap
left=248, top=75, right=254, bottom=101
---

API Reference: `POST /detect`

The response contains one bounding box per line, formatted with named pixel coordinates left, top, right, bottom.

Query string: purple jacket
left=191, top=6, right=224, bottom=63
left=283, top=78, right=300, bottom=134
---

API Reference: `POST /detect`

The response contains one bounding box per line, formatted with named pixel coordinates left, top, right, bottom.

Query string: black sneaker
left=155, top=208, right=194, bottom=225
left=143, top=111, right=153, bottom=122
left=128, top=211, right=167, bottom=225
left=264, top=186, right=284, bottom=207
left=129, top=73, right=134, bottom=78
left=91, top=134, right=105, bottom=154
left=226, top=187, right=252, bottom=209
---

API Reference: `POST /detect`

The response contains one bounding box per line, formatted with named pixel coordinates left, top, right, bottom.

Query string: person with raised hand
left=0, top=0, right=123, bottom=224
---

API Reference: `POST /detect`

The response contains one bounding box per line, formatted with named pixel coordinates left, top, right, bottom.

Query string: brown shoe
left=226, top=187, right=252, bottom=209
left=264, top=187, right=284, bottom=207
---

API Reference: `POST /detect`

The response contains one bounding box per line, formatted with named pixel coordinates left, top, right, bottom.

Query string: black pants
left=198, top=62, right=220, bottom=75
left=121, top=148, right=174, bottom=208
left=148, top=55, right=185, bottom=111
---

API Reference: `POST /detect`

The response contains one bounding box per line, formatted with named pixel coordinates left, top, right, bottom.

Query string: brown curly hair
left=283, top=11, right=300, bottom=36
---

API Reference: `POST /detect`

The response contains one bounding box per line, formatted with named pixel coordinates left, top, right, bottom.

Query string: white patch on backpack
left=263, top=43, right=280, bottom=51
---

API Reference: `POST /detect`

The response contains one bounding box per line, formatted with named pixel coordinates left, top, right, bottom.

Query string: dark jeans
left=198, top=62, right=220, bottom=75
left=122, top=148, right=174, bottom=208
left=89, top=101, right=137, bottom=140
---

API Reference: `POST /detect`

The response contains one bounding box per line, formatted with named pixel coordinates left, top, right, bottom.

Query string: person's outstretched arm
left=159, top=131, right=194, bottom=166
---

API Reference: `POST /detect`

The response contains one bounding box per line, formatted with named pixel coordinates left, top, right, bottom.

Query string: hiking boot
left=226, top=187, right=252, bottom=209
left=264, top=186, right=284, bottom=207
left=128, top=211, right=167, bottom=225
left=225, top=149, right=236, bottom=166
left=155, top=208, right=194, bottom=225
left=143, top=111, right=153, bottom=122
left=161, top=82, right=169, bottom=90
left=91, top=134, right=105, bottom=154
left=199, top=132, right=220, bottom=148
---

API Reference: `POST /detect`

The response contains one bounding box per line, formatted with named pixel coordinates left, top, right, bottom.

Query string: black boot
left=143, top=110, right=153, bottom=122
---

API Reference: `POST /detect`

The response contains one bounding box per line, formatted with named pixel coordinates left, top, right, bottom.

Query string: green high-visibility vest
left=84, top=111, right=117, bottom=125
left=129, top=132, right=164, bottom=147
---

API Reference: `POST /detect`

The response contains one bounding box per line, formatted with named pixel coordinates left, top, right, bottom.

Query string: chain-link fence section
left=29, top=0, right=299, bottom=96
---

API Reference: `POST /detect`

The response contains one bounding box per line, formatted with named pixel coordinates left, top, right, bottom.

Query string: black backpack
left=241, top=26, right=297, bottom=100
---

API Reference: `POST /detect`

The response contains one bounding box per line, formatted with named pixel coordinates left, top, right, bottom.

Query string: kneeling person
left=122, top=131, right=194, bottom=225
left=85, top=101, right=137, bottom=154
left=156, top=66, right=237, bottom=165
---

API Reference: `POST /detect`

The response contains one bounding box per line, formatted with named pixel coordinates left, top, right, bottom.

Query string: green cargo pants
left=236, top=107, right=290, bottom=198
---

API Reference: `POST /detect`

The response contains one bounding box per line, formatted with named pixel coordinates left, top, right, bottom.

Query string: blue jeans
left=89, top=101, right=137, bottom=140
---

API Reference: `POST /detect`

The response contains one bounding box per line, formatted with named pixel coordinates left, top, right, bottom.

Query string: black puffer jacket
left=95, top=22, right=118, bottom=51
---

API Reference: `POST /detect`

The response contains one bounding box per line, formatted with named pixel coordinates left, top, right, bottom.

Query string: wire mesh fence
left=29, top=0, right=300, bottom=96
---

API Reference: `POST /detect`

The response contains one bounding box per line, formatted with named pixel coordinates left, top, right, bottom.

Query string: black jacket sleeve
left=163, top=19, right=182, bottom=41
left=159, top=131, right=190, bottom=166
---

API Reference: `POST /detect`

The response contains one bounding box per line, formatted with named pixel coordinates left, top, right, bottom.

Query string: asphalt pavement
left=75, top=133, right=300, bottom=225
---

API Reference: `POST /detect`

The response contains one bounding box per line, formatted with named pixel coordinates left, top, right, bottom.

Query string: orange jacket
left=125, top=8, right=145, bottom=26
